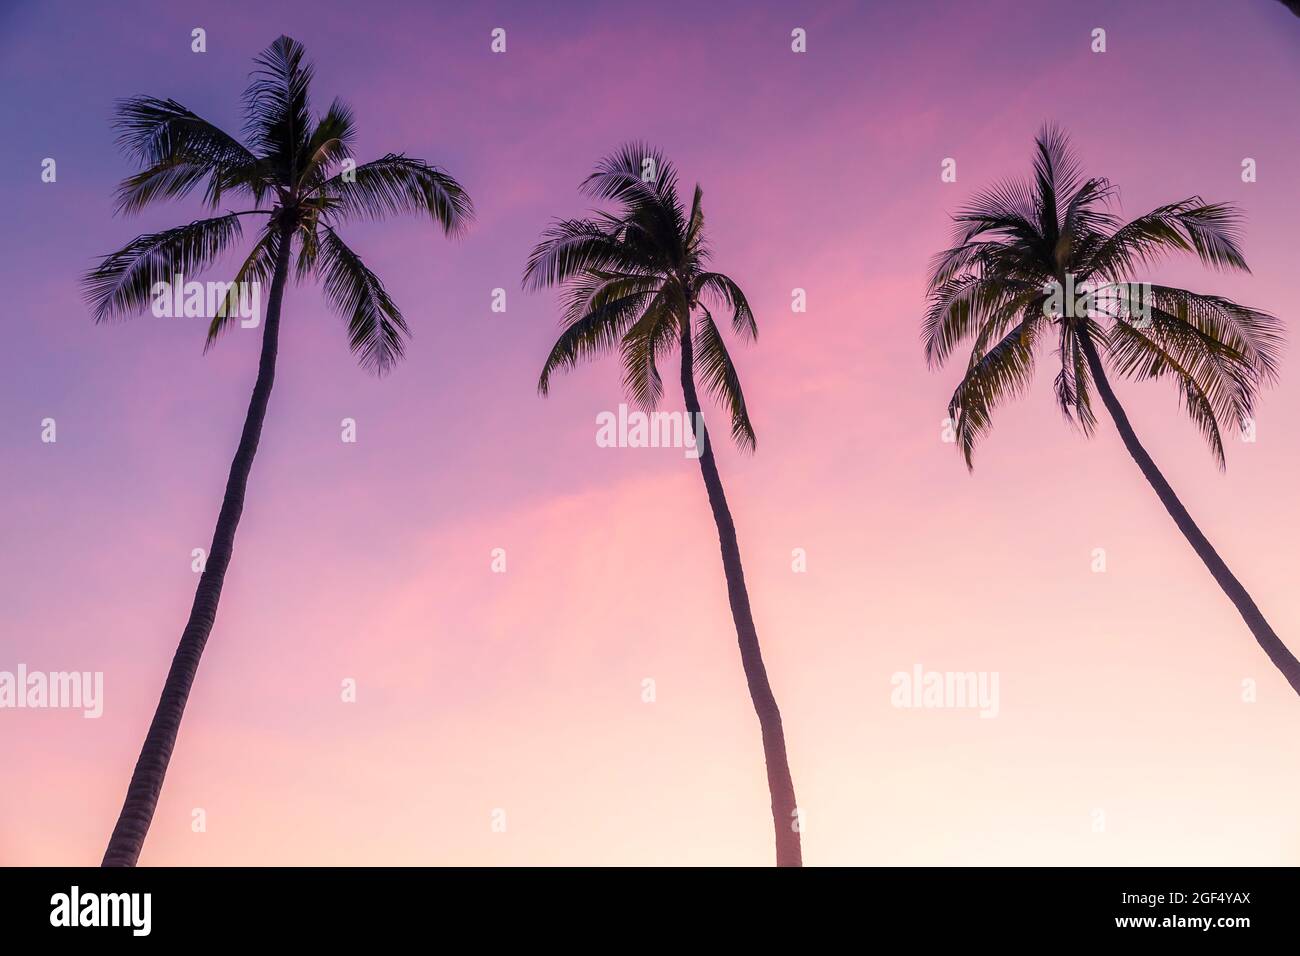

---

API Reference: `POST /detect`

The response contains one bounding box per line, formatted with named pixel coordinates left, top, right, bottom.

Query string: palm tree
left=924, top=125, right=1299, bottom=695
left=523, top=145, right=802, bottom=866
left=83, top=35, right=472, bottom=866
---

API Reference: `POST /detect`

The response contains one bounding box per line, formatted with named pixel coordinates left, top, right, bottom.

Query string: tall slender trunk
left=679, top=317, right=802, bottom=867
left=101, top=216, right=296, bottom=867
left=1078, top=325, right=1300, bottom=695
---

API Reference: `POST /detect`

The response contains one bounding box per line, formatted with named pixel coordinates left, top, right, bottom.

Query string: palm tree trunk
left=101, top=217, right=296, bottom=866
left=678, top=318, right=803, bottom=866
left=1078, top=325, right=1300, bottom=695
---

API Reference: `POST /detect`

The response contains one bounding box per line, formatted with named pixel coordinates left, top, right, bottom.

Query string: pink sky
left=2, top=0, right=1300, bottom=865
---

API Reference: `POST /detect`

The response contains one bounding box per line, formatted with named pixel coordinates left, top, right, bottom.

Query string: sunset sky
left=3, top=0, right=1299, bottom=866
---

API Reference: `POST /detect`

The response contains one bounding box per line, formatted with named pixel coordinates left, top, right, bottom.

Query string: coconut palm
left=924, top=125, right=1298, bottom=695
left=83, top=35, right=472, bottom=866
left=523, top=145, right=801, bottom=866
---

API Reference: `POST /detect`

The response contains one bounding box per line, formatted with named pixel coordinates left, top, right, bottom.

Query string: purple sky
left=3, top=0, right=1300, bottom=865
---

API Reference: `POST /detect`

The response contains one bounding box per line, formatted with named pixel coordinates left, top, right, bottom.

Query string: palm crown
left=84, top=35, right=472, bottom=374
left=924, top=125, right=1282, bottom=468
left=524, top=144, right=758, bottom=449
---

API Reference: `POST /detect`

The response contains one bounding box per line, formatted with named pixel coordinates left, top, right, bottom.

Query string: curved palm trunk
left=102, top=218, right=295, bottom=866
left=1078, top=326, right=1300, bottom=695
left=678, top=319, right=802, bottom=867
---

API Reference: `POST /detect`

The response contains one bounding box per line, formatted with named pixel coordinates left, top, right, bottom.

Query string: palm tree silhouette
left=84, top=35, right=472, bottom=866
left=925, top=125, right=1298, bottom=695
left=524, top=145, right=802, bottom=866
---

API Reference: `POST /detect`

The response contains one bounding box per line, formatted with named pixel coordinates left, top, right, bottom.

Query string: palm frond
left=296, top=98, right=356, bottom=193
left=242, top=35, right=313, bottom=183
left=1081, top=200, right=1250, bottom=283
left=693, top=306, right=755, bottom=452
left=537, top=287, right=661, bottom=395
left=1106, top=319, right=1229, bottom=467
left=114, top=159, right=213, bottom=215
left=1053, top=321, right=1097, bottom=434
left=948, top=317, right=1041, bottom=468
left=1107, top=305, right=1256, bottom=431
left=1148, top=285, right=1282, bottom=382
left=696, top=271, right=757, bottom=341
left=560, top=270, right=660, bottom=328
left=316, top=226, right=408, bottom=375
left=316, top=154, right=472, bottom=234
left=1030, top=123, right=1086, bottom=242
left=114, top=95, right=257, bottom=169
left=84, top=213, right=245, bottom=322
left=580, top=142, right=686, bottom=260
left=685, top=184, right=710, bottom=261
left=951, top=177, right=1044, bottom=254
left=523, top=219, right=649, bottom=291
left=111, top=97, right=266, bottom=211
left=581, top=141, right=679, bottom=210
left=205, top=226, right=282, bottom=349
left=1059, top=176, right=1119, bottom=244
left=294, top=213, right=322, bottom=282
left=923, top=275, right=1042, bottom=368
left=619, top=298, right=678, bottom=410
